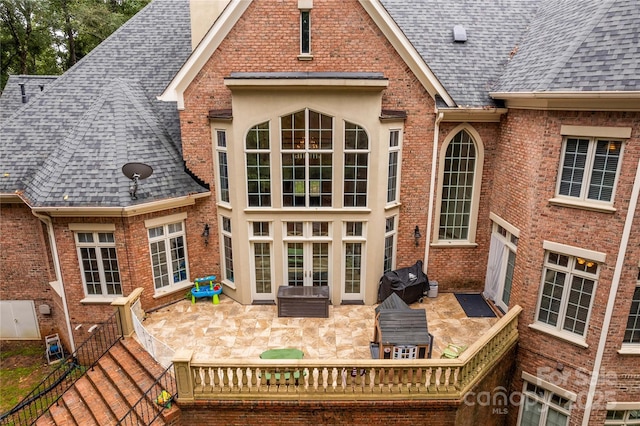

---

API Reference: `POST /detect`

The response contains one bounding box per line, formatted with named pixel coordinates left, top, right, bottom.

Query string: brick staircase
left=35, top=338, right=180, bottom=426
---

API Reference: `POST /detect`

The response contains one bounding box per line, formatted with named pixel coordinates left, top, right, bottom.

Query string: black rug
left=454, top=293, right=496, bottom=318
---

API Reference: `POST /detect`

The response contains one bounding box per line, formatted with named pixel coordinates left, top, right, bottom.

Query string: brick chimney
left=190, top=0, right=231, bottom=50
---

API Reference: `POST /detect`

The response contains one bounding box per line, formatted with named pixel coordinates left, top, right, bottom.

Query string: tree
left=0, top=0, right=149, bottom=90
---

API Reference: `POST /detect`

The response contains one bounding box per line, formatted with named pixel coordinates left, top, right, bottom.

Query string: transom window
left=246, top=121, right=271, bottom=207
left=557, top=137, right=622, bottom=203
left=281, top=109, right=333, bottom=207
left=438, top=129, right=478, bottom=241
left=344, top=121, right=369, bottom=207
left=623, top=269, right=640, bottom=345
left=148, top=222, right=188, bottom=292
left=536, top=251, right=599, bottom=338
left=518, top=381, right=571, bottom=426
left=75, top=232, right=121, bottom=297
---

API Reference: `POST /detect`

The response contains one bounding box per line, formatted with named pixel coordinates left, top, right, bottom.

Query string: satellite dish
left=122, top=163, right=153, bottom=200
left=122, top=162, right=153, bottom=180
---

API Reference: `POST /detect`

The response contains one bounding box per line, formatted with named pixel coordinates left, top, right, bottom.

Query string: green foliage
left=0, top=0, right=150, bottom=90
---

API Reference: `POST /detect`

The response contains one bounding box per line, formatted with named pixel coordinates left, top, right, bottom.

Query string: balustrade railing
left=174, top=305, right=522, bottom=401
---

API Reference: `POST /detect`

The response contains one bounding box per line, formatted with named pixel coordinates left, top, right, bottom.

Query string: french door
left=286, top=241, right=329, bottom=286
left=484, top=221, right=518, bottom=313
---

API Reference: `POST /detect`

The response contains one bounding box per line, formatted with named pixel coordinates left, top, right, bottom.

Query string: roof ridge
left=535, top=0, right=615, bottom=90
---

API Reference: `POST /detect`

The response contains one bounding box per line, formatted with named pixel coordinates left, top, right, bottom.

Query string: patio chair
left=441, top=343, right=467, bottom=359
left=45, top=333, right=64, bottom=364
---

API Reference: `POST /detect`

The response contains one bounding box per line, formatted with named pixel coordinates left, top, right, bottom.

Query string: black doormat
left=454, top=293, right=496, bottom=318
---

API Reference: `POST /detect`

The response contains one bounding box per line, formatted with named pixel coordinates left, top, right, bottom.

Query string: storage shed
left=371, top=293, right=433, bottom=359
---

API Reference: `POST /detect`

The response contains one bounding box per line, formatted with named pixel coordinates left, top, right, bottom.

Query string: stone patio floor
left=140, top=292, right=499, bottom=363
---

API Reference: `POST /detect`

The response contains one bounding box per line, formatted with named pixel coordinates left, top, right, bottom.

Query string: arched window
left=435, top=126, right=484, bottom=244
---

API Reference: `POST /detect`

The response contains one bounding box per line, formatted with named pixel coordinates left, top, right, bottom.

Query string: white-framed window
left=343, top=121, right=369, bottom=207
left=623, top=268, right=640, bottom=345
left=557, top=137, right=623, bottom=204
left=216, top=129, right=230, bottom=204
left=284, top=221, right=330, bottom=287
left=246, top=121, right=271, bottom=207
left=606, top=409, right=640, bottom=425
left=221, top=216, right=234, bottom=283
left=343, top=221, right=365, bottom=298
left=393, top=345, right=417, bottom=359
left=517, top=380, right=572, bottom=426
left=300, top=9, right=310, bottom=55
left=434, top=125, right=484, bottom=244
left=387, top=129, right=401, bottom=204
left=148, top=221, right=188, bottom=292
left=383, top=216, right=396, bottom=274
left=75, top=232, right=122, bottom=297
left=535, top=250, right=599, bottom=339
left=281, top=109, right=333, bottom=207
left=250, top=221, right=272, bottom=298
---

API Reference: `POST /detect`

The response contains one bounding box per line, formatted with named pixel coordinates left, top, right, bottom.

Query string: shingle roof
left=379, top=0, right=541, bottom=107
left=494, top=0, right=640, bottom=93
left=0, top=0, right=206, bottom=207
left=0, top=75, right=58, bottom=123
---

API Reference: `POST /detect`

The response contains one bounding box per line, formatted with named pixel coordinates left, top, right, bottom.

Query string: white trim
left=68, top=223, right=116, bottom=232
left=549, top=197, right=617, bottom=213
left=158, top=0, right=253, bottom=109
left=152, top=280, right=194, bottom=299
left=80, top=296, right=120, bottom=305
left=528, top=323, right=589, bottom=348
left=492, top=91, right=640, bottom=99
left=144, top=212, right=188, bottom=229
left=521, top=371, right=578, bottom=402
left=560, top=125, right=631, bottom=139
left=224, top=78, right=389, bottom=89
left=430, top=242, right=478, bottom=248
left=358, top=0, right=455, bottom=106
left=582, top=158, right=640, bottom=426
left=489, top=212, right=520, bottom=239
left=298, top=0, right=312, bottom=9
left=606, top=402, right=640, bottom=411
left=425, top=112, right=443, bottom=267
left=618, top=345, right=640, bottom=355
left=542, top=240, right=606, bottom=263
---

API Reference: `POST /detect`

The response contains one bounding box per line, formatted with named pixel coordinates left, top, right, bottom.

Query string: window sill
left=430, top=241, right=478, bottom=248
left=153, top=281, right=194, bottom=299
left=244, top=207, right=372, bottom=214
left=297, top=54, right=313, bottom=61
left=618, top=345, right=640, bottom=355
left=385, top=202, right=402, bottom=211
left=222, top=280, right=236, bottom=291
left=548, top=197, right=616, bottom=213
left=81, top=296, right=121, bottom=305
left=528, top=323, right=589, bottom=348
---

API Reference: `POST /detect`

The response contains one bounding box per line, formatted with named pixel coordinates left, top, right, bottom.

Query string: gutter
left=581, top=158, right=640, bottom=426
left=425, top=112, right=444, bottom=266
left=31, top=211, right=76, bottom=352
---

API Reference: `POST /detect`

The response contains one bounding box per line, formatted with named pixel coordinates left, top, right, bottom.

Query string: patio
left=140, top=292, right=499, bottom=362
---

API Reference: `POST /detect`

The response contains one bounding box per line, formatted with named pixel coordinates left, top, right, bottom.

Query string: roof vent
left=453, top=25, right=467, bottom=43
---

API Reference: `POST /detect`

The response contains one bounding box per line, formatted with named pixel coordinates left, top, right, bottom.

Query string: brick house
left=1, top=0, right=638, bottom=424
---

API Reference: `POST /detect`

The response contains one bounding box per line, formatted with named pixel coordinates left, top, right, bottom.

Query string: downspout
left=425, top=111, right=444, bottom=267
left=582, top=158, right=640, bottom=426
left=32, top=211, right=76, bottom=352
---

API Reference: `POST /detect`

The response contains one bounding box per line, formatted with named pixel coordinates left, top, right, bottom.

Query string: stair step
left=108, top=343, right=157, bottom=391
left=74, top=375, right=118, bottom=425
left=120, top=338, right=167, bottom=378
left=97, top=352, right=146, bottom=408
left=62, top=387, right=98, bottom=426
left=48, top=398, right=78, bottom=426
left=86, top=363, right=131, bottom=421
left=34, top=411, right=56, bottom=426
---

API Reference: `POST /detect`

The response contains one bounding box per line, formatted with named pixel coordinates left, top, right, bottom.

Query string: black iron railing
left=0, top=310, right=123, bottom=426
left=118, top=363, right=177, bottom=425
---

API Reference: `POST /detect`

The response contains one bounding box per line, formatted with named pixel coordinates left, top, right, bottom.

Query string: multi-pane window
left=251, top=222, right=272, bottom=295
left=216, top=130, right=230, bottom=204
left=281, top=109, right=333, bottom=207
left=344, top=122, right=369, bottom=207
left=536, top=251, right=598, bottom=337
left=221, top=216, right=234, bottom=283
left=383, top=216, right=396, bottom=273
left=518, top=381, right=571, bottom=426
left=246, top=122, right=271, bottom=207
left=75, top=232, right=122, bottom=297
left=393, top=345, right=417, bottom=359
left=439, top=130, right=476, bottom=240
left=387, top=129, right=401, bottom=204
left=300, top=10, right=310, bottom=55
left=557, top=137, right=622, bottom=203
left=606, top=409, right=640, bottom=425
left=623, top=269, right=640, bottom=344
left=344, top=222, right=364, bottom=295
left=148, top=222, right=188, bottom=291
